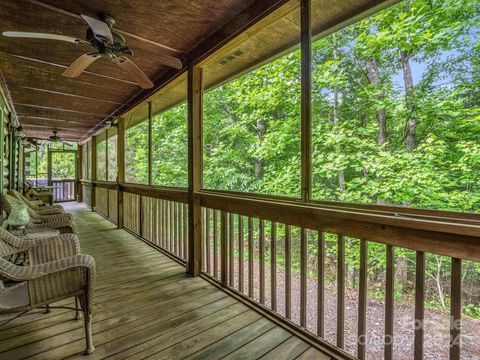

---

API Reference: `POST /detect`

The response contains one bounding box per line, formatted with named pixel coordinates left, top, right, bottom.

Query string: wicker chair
left=0, top=226, right=95, bottom=354
left=0, top=194, right=76, bottom=234
left=0, top=227, right=80, bottom=265
left=0, top=254, right=96, bottom=354
left=8, top=189, right=65, bottom=215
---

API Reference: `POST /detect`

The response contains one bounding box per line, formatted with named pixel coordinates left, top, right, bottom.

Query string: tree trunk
left=332, top=35, right=345, bottom=192
left=366, top=58, right=387, bottom=146
left=401, top=51, right=417, bottom=152
left=253, top=119, right=265, bottom=180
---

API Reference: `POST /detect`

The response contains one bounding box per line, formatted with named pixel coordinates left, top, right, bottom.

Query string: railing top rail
left=198, top=191, right=480, bottom=262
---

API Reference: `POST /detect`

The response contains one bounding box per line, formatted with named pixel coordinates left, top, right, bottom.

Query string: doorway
left=47, top=149, right=77, bottom=202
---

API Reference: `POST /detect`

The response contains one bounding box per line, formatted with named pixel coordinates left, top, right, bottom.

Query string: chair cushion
left=0, top=281, right=29, bottom=310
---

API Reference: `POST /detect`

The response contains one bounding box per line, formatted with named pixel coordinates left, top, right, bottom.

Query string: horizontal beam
left=14, top=103, right=111, bottom=118
left=1, top=51, right=138, bottom=86
left=198, top=191, right=480, bottom=262
left=8, top=84, right=123, bottom=105
left=19, top=116, right=98, bottom=127
left=120, top=183, right=188, bottom=203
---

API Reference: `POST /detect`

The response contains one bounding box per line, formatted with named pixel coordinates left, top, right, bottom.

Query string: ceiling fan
left=42, top=131, right=74, bottom=148
left=2, top=14, right=183, bottom=89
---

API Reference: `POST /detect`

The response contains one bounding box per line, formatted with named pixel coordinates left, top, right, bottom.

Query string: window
left=310, top=0, right=480, bottom=213
left=86, top=140, right=92, bottom=180
left=24, top=146, right=36, bottom=186
left=81, top=143, right=88, bottom=180
left=151, top=76, right=188, bottom=187
left=125, top=106, right=149, bottom=184
left=202, top=1, right=301, bottom=197
left=96, top=131, right=106, bottom=181
left=107, top=128, right=118, bottom=182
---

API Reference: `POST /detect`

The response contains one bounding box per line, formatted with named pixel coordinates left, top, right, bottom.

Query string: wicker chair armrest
left=27, top=234, right=81, bottom=264
left=0, top=254, right=94, bottom=281
left=24, top=255, right=95, bottom=309
left=39, top=213, right=73, bottom=223
left=28, top=220, right=77, bottom=234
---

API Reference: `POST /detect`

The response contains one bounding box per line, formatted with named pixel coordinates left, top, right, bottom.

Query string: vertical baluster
left=317, top=231, right=325, bottom=337
left=183, top=203, right=188, bottom=260
left=271, top=222, right=277, bottom=311
left=201, top=207, right=206, bottom=271
left=173, top=201, right=180, bottom=257
left=450, top=258, right=462, bottom=360
left=385, top=244, right=394, bottom=360
left=259, top=219, right=265, bottom=304
left=160, top=199, right=165, bottom=249
left=358, top=239, right=368, bottom=360
left=164, top=200, right=169, bottom=251
left=248, top=217, right=254, bottom=298
left=414, top=251, right=425, bottom=360
left=300, top=229, right=307, bottom=327
left=170, top=201, right=174, bottom=253
left=337, top=234, right=345, bottom=349
left=221, top=212, right=228, bottom=286
left=229, top=213, right=234, bottom=287
left=205, top=208, right=211, bottom=274
left=173, top=201, right=177, bottom=255
left=238, top=216, right=244, bottom=293
left=285, top=225, right=292, bottom=320
left=213, top=210, right=218, bottom=279
left=178, top=202, right=183, bottom=257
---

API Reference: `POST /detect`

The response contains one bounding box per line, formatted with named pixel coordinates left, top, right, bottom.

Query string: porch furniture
left=8, top=228, right=61, bottom=240
left=0, top=254, right=95, bottom=354
left=24, top=182, right=53, bottom=206
left=10, top=189, right=65, bottom=215
left=0, top=195, right=76, bottom=234
left=0, top=226, right=95, bottom=354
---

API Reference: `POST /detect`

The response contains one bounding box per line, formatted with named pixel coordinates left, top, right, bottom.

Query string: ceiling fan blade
left=61, top=140, right=73, bottom=148
left=2, top=31, right=91, bottom=46
left=63, top=53, right=101, bottom=78
left=81, top=15, right=113, bottom=44
left=154, top=52, right=182, bottom=70
left=113, top=57, right=154, bottom=89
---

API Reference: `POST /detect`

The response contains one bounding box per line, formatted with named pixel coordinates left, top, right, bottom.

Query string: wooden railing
left=92, top=181, right=119, bottom=224
left=51, top=179, right=76, bottom=202
left=91, top=184, right=480, bottom=360
left=197, top=191, right=480, bottom=360
left=121, top=185, right=188, bottom=263
left=80, top=180, right=92, bottom=206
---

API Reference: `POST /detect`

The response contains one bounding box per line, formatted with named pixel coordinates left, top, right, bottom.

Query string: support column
left=300, top=0, right=312, bottom=202
left=187, top=66, right=203, bottom=276
left=117, top=118, right=125, bottom=229
left=77, top=143, right=83, bottom=202
left=90, top=135, right=97, bottom=211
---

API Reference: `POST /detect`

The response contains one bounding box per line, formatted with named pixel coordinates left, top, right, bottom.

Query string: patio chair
left=0, top=194, right=76, bottom=234
left=0, top=254, right=96, bottom=354
left=0, top=226, right=80, bottom=265
left=9, top=189, right=65, bottom=215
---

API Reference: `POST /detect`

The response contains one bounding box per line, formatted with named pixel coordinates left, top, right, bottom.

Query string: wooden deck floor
left=0, top=203, right=332, bottom=360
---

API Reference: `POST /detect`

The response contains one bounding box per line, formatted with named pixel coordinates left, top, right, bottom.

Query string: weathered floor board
left=0, top=203, right=332, bottom=360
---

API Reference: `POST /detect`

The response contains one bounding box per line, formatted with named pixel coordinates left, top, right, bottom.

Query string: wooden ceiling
left=0, top=0, right=391, bottom=142
left=0, top=0, right=259, bottom=141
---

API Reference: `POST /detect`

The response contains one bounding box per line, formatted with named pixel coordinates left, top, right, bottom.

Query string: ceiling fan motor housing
left=86, top=28, right=127, bottom=58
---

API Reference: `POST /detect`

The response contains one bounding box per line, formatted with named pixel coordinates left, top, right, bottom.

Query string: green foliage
left=111, top=0, right=480, bottom=315
left=125, top=121, right=149, bottom=184
left=151, top=103, right=188, bottom=187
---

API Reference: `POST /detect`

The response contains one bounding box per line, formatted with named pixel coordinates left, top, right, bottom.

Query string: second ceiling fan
left=3, top=13, right=183, bottom=89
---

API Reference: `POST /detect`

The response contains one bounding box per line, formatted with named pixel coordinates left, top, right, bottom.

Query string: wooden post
left=148, top=101, right=153, bottom=186
left=117, top=118, right=125, bottom=229
left=90, top=135, right=97, bottom=211
left=77, top=143, right=83, bottom=202
left=300, top=0, right=312, bottom=202
left=187, top=66, right=203, bottom=276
